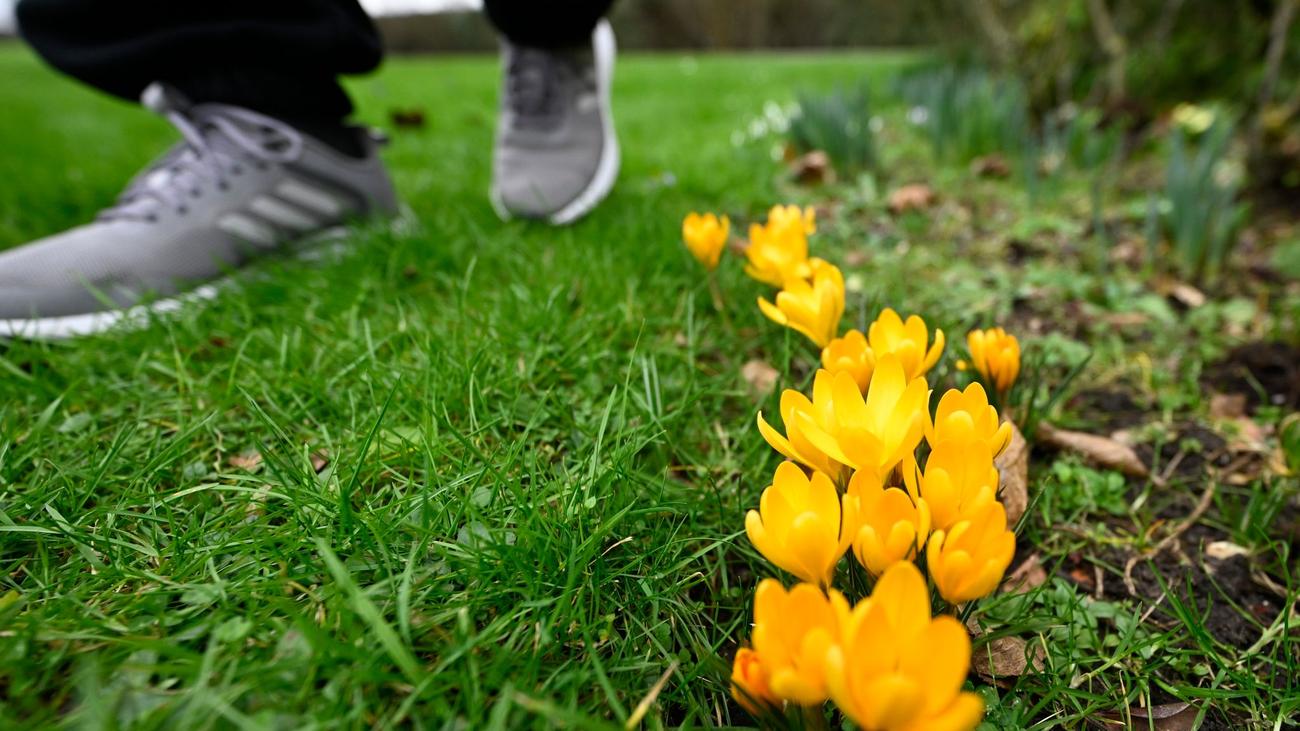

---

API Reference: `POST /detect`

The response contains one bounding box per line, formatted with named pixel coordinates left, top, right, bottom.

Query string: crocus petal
left=908, top=693, right=986, bottom=731
left=758, top=297, right=788, bottom=326
left=871, top=561, right=931, bottom=641
left=923, top=328, right=946, bottom=373
left=757, top=412, right=803, bottom=465
left=900, top=615, right=971, bottom=715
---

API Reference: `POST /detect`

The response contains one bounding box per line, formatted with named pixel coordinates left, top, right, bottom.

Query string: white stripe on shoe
left=248, top=195, right=320, bottom=232
left=275, top=179, right=344, bottom=218
left=217, top=213, right=277, bottom=247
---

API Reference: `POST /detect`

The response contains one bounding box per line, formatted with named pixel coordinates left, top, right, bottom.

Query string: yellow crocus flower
left=751, top=578, right=850, bottom=706
left=824, top=562, right=985, bottom=731
left=758, top=261, right=845, bottom=347
left=766, top=204, right=817, bottom=236
left=927, top=501, right=1017, bottom=604
left=867, top=308, right=945, bottom=381
left=730, top=647, right=779, bottom=716
left=966, top=327, right=1020, bottom=395
left=746, top=462, right=859, bottom=587
left=848, top=469, right=931, bottom=577
left=927, top=382, right=1012, bottom=458
left=821, top=329, right=875, bottom=393
left=904, top=440, right=999, bottom=532
left=757, top=370, right=850, bottom=483
left=681, top=212, right=730, bottom=270
left=794, top=356, right=930, bottom=487
left=743, top=204, right=816, bottom=286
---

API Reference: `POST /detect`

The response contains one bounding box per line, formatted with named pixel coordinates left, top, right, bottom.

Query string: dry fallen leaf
left=887, top=183, right=935, bottom=215
left=843, top=249, right=870, bottom=267
left=1108, top=238, right=1145, bottom=266
left=1226, top=417, right=1269, bottom=454
left=1206, top=540, right=1250, bottom=560
left=1001, top=553, right=1048, bottom=594
left=228, top=451, right=263, bottom=471
left=1038, top=422, right=1150, bottom=478
left=970, top=154, right=1011, bottom=178
left=1207, top=394, right=1268, bottom=453
left=995, top=420, right=1029, bottom=524
left=972, top=636, right=1044, bottom=682
left=388, top=108, right=427, bottom=129
left=1154, top=276, right=1207, bottom=309
left=789, top=150, right=835, bottom=185
left=741, top=359, right=780, bottom=398
left=1209, top=392, right=1248, bottom=419
left=1169, top=282, right=1207, bottom=309
left=310, top=450, right=330, bottom=473
left=1097, top=702, right=1196, bottom=730
left=1110, top=428, right=1137, bottom=446
left=1101, top=311, right=1150, bottom=328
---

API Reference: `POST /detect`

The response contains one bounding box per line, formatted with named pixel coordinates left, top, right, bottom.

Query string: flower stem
left=800, top=705, right=831, bottom=731
left=707, top=270, right=734, bottom=331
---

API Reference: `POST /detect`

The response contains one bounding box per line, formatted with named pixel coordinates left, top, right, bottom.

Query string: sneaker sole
left=491, top=19, right=620, bottom=226
left=0, top=282, right=227, bottom=341
left=0, top=211, right=407, bottom=341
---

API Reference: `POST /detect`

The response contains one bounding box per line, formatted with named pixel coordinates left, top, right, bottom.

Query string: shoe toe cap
left=492, top=167, right=593, bottom=220
left=0, top=225, right=142, bottom=321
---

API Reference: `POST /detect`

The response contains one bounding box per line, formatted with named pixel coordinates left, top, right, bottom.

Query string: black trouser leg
left=15, top=0, right=381, bottom=123
left=482, top=0, right=618, bottom=48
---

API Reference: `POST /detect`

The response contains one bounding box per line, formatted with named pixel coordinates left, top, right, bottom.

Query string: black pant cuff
left=169, top=68, right=354, bottom=122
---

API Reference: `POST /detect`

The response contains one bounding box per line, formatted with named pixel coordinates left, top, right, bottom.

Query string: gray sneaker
left=0, top=83, right=398, bottom=340
left=490, top=20, right=619, bottom=225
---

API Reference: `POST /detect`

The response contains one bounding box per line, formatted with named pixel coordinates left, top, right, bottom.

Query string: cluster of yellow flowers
left=731, top=562, right=984, bottom=729
left=681, top=205, right=1025, bottom=730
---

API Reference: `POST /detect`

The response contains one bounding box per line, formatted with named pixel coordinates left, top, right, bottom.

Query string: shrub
left=895, top=66, right=1033, bottom=164
left=1158, top=119, right=1248, bottom=283
left=786, top=83, right=881, bottom=175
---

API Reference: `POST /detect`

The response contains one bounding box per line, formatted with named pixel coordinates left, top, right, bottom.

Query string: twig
left=1250, top=0, right=1298, bottom=158
left=1123, top=478, right=1217, bottom=596
left=1248, top=0, right=1300, bottom=158
left=1150, top=0, right=1188, bottom=46
left=1137, top=591, right=1168, bottom=624
left=965, top=0, right=1016, bottom=67
left=625, top=661, right=679, bottom=729
left=1157, top=449, right=1186, bottom=486
left=1085, top=0, right=1128, bottom=105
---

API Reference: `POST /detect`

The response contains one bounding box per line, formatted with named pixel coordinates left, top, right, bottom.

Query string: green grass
left=3, top=41, right=1299, bottom=730
left=0, top=44, right=917, bottom=728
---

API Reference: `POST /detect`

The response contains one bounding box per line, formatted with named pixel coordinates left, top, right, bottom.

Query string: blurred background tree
left=920, top=0, right=1299, bottom=190
left=922, top=0, right=1295, bottom=111
left=374, top=0, right=934, bottom=52
left=266, top=0, right=1300, bottom=193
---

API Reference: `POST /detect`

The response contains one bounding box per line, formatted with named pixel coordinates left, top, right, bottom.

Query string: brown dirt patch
left=1202, top=341, right=1300, bottom=415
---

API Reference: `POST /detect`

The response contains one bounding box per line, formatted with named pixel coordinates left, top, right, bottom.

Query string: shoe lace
left=100, top=82, right=304, bottom=223
left=506, top=46, right=577, bottom=126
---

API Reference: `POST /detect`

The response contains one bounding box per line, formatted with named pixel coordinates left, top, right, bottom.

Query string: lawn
left=0, top=44, right=915, bottom=728
left=1, top=38, right=1299, bottom=730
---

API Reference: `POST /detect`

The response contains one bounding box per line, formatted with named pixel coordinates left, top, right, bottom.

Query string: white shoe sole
left=0, top=209, right=414, bottom=341
left=0, top=283, right=225, bottom=341
left=491, top=19, right=620, bottom=226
